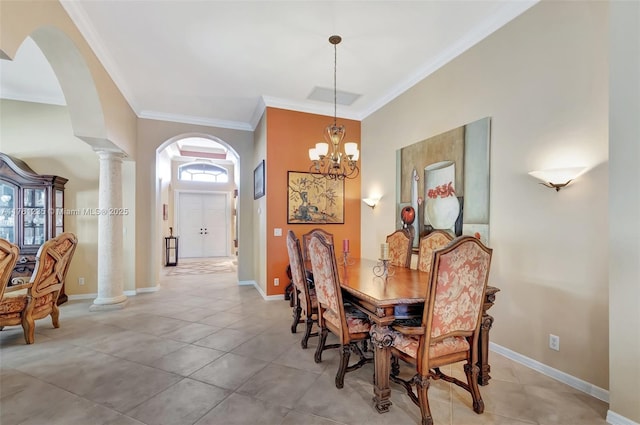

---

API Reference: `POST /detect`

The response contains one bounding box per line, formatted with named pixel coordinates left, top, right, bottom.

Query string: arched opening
left=155, top=134, right=240, bottom=280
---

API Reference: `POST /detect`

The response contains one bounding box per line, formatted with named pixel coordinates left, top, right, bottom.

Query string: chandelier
left=308, top=35, right=360, bottom=180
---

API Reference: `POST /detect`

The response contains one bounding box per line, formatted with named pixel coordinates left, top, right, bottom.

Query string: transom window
left=179, top=163, right=228, bottom=183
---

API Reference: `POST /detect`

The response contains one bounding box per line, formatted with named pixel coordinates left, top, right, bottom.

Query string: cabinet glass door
left=24, top=188, right=46, bottom=246
left=0, top=182, right=16, bottom=243
left=55, top=189, right=64, bottom=236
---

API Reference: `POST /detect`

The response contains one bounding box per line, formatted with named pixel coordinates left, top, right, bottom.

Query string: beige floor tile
left=0, top=266, right=610, bottom=425
left=126, top=378, right=230, bottom=425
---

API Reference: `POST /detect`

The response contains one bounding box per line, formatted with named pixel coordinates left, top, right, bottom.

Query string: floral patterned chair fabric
left=417, top=230, right=453, bottom=273
left=386, top=229, right=412, bottom=268
left=301, top=228, right=333, bottom=263
left=307, top=232, right=373, bottom=389
left=390, top=235, right=492, bottom=425
left=285, top=230, right=318, bottom=348
left=0, top=238, right=20, bottom=300
left=0, top=233, right=77, bottom=344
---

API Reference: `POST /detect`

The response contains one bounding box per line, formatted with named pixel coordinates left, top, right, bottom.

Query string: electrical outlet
left=274, top=278, right=280, bottom=286
left=549, top=334, right=560, bottom=351
left=78, top=277, right=85, bottom=285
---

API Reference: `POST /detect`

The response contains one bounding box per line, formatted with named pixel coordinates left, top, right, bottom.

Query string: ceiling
left=0, top=1, right=537, bottom=132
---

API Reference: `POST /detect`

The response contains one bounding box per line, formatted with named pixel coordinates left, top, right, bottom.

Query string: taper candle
left=343, top=239, right=350, bottom=253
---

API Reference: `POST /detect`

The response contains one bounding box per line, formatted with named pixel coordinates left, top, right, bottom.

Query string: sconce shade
left=528, top=167, right=587, bottom=191
left=362, top=197, right=380, bottom=208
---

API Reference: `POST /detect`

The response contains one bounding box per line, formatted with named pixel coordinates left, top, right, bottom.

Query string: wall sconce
left=362, top=197, right=380, bottom=209
left=528, top=167, right=587, bottom=192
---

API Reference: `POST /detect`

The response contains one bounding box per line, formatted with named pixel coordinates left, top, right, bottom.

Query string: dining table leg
left=370, top=324, right=396, bottom=413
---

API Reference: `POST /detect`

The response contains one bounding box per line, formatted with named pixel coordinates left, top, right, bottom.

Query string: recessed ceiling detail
left=307, top=87, right=361, bottom=106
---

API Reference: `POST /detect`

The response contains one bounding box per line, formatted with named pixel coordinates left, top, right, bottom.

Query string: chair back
left=302, top=228, right=334, bottom=262
left=386, top=228, right=412, bottom=268
left=419, top=236, right=492, bottom=366
left=286, top=230, right=312, bottom=312
left=417, top=230, right=453, bottom=273
left=307, top=232, right=347, bottom=341
left=29, top=232, right=77, bottom=302
left=0, top=238, right=20, bottom=299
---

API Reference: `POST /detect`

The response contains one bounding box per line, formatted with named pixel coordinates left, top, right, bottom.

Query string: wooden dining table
left=337, top=257, right=499, bottom=414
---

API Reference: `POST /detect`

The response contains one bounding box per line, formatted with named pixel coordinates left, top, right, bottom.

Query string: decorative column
left=90, top=150, right=128, bottom=311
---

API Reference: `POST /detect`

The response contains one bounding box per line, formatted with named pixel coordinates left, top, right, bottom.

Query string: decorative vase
left=401, top=206, right=415, bottom=226
left=424, top=161, right=460, bottom=230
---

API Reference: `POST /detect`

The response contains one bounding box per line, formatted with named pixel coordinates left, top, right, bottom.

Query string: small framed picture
left=162, top=203, right=168, bottom=221
left=254, top=160, right=265, bottom=199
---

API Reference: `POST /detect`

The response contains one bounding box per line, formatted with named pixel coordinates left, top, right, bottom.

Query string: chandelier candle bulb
left=343, top=239, right=350, bottom=253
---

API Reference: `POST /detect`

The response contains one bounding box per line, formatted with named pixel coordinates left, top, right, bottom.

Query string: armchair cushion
left=0, top=290, right=28, bottom=317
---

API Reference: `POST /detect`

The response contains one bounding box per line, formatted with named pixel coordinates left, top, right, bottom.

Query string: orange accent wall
left=265, top=107, right=361, bottom=296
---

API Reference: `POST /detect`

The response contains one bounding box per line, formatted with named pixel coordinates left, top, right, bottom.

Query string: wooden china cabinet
left=0, top=153, right=68, bottom=304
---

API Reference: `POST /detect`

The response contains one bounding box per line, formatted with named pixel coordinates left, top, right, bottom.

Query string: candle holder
left=373, top=259, right=395, bottom=278
left=342, top=251, right=355, bottom=266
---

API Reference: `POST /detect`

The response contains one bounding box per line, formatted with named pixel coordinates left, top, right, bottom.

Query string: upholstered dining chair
left=302, top=228, right=334, bottom=263
left=0, top=232, right=77, bottom=344
left=416, top=230, right=454, bottom=273
left=389, top=235, right=492, bottom=425
left=386, top=228, right=413, bottom=268
left=307, top=232, right=373, bottom=389
left=285, top=230, right=318, bottom=348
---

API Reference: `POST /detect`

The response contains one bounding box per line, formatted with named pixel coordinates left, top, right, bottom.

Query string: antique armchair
left=389, top=236, right=492, bottom=425
left=0, top=238, right=20, bottom=299
left=416, top=230, right=453, bottom=272
left=302, top=228, right=334, bottom=263
left=0, top=233, right=77, bottom=344
left=307, top=232, right=373, bottom=389
left=386, top=228, right=413, bottom=268
left=285, top=230, right=318, bottom=348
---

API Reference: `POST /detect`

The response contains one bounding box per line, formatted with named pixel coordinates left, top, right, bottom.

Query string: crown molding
left=138, top=110, right=253, bottom=132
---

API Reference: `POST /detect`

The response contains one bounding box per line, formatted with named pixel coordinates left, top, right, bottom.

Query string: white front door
left=178, top=192, right=228, bottom=258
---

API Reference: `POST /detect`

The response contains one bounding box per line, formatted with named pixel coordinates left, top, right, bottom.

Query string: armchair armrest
left=5, top=282, right=33, bottom=293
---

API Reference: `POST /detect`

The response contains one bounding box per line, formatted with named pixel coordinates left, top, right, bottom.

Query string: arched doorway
left=155, top=134, right=240, bottom=277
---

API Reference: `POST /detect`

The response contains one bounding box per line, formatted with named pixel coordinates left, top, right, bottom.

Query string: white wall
left=608, top=1, right=640, bottom=422
left=362, top=1, right=609, bottom=390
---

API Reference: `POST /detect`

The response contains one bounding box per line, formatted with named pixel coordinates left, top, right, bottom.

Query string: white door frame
left=174, top=189, right=231, bottom=258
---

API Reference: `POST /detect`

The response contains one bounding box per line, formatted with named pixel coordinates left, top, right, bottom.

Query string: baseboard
left=239, top=280, right=284, bottom=301
left=136, top=286, right=159, bottom=293
left=67, top=293, right=96, bottom=301
left=606, top=410, right=640, bottom=425
left=489, top=342, right=609, bottom=403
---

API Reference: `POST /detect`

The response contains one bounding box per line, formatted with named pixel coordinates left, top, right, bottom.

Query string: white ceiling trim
left=360, top=0, right=539, bottom=119
left=60, top=0, right=139, bottom=112
left=0, top=90, right=66, bottom=106
left=139, top=110, right=253, bottom=132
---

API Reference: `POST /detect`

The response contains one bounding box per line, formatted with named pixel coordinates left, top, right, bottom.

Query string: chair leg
left=335, top=345, right=351, bottom=389
left=51, top=304, right=60, bottom=328
left=415, top=375, right=434, bottom=425
left=314, top=328, right=328, bottom=363
left=464, top=363, right=485, bottom=414
left=290, top=292, right=301, bottom=334
left=301, top=316, right=313, bottom=349
left=391, top=355, right=400, bottom=377
left=21, top=313, right=35, bottom=344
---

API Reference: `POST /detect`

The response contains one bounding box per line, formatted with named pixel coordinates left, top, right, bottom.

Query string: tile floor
left=1, top=265, right=609, bottom=425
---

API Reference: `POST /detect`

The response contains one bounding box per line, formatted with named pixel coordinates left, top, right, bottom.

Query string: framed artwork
left=398, top=117, right=491, bottom=245
left=162, top=203, right=168, bottom=221
left=254, top=160, right=265, bottom=199
left=287, top=171, right=344, bottom=224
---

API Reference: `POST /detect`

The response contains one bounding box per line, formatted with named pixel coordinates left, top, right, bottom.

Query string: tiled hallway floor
left=1, top=268, right=609, bottom=425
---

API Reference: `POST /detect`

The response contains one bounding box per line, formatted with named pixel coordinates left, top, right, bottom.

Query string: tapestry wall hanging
left=287, top=171, right=344, bottom=224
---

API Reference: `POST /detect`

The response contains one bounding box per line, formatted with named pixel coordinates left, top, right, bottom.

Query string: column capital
left=94, top=149, right=127, bottom=162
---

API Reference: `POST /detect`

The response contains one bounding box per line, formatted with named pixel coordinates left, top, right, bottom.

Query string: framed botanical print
left=254, top=160, right=265, bottom=199
left=287, top=171, right=344, bottom=224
